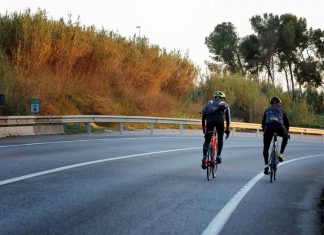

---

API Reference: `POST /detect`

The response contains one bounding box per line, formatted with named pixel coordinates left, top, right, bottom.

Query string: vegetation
left=0, top=9, right=197, bottom=116
left=205, top=13, right=324, bottom=102
left=0, top=10, right=323, bottom=128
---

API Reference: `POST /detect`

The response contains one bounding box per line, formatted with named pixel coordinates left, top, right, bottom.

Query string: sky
left=2, top=0, right=324, bottom=73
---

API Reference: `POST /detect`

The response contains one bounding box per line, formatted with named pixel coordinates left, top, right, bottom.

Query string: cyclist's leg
left=203, top=125, right=213, bottom=156
left=277, top=125, right=288, bottom=162
left=277, top=125, right=288, bottom=154
left=263, top=125, right=273, bottom=165
left=263, top=125, right=273, bottom=175
left=215, top=122, right=224, bottom=157
left=202, top=125, right=213, bottom=169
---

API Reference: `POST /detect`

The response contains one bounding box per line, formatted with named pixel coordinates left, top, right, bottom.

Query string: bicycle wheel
left=273, top=152, right=278, bottom=181
left=269, top=151, right=276, bottom=183
left=212, top=140, right=218, bottom=178
left=206, top=146, right=212, bottom=181
left=211, top=147, right=217, bottom=178
left=212, top=162, right=218, bottom=178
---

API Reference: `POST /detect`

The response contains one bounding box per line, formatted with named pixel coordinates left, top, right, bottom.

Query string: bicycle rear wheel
left=206, top=146, right=212, bottom=181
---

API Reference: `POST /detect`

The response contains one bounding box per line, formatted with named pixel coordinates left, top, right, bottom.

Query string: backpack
left=265, top=107, right=283, bottom=125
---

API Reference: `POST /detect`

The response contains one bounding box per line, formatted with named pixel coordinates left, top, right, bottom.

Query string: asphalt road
left=0, top=132, right=323, bottom=235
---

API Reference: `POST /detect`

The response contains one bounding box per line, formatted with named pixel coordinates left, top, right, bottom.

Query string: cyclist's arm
left=225, top=105, right=230, bottom=129
left=261, top=110, right=266, bottom=131
left=283, top=111, right=289, bottom=131
left=201, top=114, right=206, bottom=129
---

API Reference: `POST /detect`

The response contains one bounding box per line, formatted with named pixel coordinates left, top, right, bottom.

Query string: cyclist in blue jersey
left=262, top=96, right=289, bottom=175
left=200, top=91, right=231, bottom=169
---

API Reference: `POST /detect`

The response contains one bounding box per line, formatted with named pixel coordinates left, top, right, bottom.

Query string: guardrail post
left=322, top=134, right=324, bottom=142
left=301, top=132, right=303, bottom=140
left=86, top=122, right=91, bottom=135
left=74, top=123, right=80, bottom=130
left=257, top=129, right=260, bottom=138
left=150, top=122, right=154, bottom=135
left=120, top=122, right=124, bottom=135
left=233, top=128, right=236, bottom=137
left=63, top=123, right=68, bottom=133
left=180, top=124, right=183, bottom=136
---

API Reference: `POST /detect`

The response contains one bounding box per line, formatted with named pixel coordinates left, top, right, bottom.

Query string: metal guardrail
left=0, top=115, right=323, bottom=140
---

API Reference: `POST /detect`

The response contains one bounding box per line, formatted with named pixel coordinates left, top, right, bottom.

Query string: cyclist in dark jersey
left=262, top=96, right=289, bottom=175
left=200, top=91, right=231, bottom=169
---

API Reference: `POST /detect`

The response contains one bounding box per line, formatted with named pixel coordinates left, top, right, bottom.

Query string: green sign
left=30, top=98, right=40, bottom=114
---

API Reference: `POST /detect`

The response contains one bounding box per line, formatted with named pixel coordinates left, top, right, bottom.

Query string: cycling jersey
left=200, top=99, right=230, bottom=127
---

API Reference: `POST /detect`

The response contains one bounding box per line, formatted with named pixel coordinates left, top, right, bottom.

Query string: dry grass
left=0, top=9, right=198, bottom=117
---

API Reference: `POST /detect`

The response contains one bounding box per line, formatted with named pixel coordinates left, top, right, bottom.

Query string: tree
left=206, top=13, right=323, bottom=103
left=309, top=28, right=324, bottom=58
left=205, top=22, right=244, bottom=74
left=278, top=14, right=308, bottom=99
left=239, top=34, right=261, bottom=77
left=294, top=59, right=323, bottom=88
left=249, top=13, right=280, bottom=85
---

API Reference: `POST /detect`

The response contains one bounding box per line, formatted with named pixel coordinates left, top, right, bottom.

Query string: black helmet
left=270, top=96, right=281, bottom=104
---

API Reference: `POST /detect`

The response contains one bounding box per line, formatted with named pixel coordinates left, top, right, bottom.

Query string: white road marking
left=0, top=141, right=320, bottom=187
left=0, top=138, right=323, bottom=233
left=0, top=144, right=262, bottom=186
left=0, top=147, right=199, bottom=186
left=0, top=135, right=321, bottom=148
left=0, top=142, right=266, bottom=186
left=202, top=153, right=324, bottom=235
left=0, top=136, right=192, bottom=148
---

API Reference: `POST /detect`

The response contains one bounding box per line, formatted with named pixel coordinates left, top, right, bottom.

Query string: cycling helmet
left=214, top=90, right=226, bottom=99
left=270, top=96, right=281, bottom=104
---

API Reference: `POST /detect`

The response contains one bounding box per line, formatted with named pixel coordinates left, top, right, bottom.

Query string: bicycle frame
left=206, top=127, right=218, bottom=181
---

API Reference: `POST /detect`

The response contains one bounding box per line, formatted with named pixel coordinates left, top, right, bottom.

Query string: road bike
left=268, top=133, right=279, bottom=183
left=206, top=127, right=218, bottom=181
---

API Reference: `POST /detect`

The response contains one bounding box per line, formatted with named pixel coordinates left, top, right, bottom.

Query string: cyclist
left=200, top=90, right=231, bottom=169
left=262, top=96, right=289, bottom=175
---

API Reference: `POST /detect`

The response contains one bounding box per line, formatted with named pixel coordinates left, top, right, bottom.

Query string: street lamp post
left=136, top=26, right=141, bottom=37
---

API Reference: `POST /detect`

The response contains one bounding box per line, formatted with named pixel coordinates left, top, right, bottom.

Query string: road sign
left=30, top=98, right=40, bottom=114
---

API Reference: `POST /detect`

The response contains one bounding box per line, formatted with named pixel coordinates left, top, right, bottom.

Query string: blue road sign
left=0, top=94, right=4, bottom=105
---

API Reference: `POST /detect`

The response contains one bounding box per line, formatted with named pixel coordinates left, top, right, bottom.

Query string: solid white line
left=0, top=135, right=321, bottom=148
left=202, top=153, right=324, bottom=235
left=0, top=143, right=320, bottom=186
left=0, top=144, right=264, bottom=186
left=0, top=136, right=192, bottom=148
left=0, top=147, right=199, bottom=186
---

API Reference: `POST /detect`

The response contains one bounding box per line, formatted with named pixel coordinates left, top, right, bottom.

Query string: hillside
left=0, top=10, right=199, bottom=117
